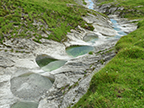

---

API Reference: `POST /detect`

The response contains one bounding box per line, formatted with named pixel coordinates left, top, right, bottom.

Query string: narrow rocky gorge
left=0, top=0, right=137, bottom=108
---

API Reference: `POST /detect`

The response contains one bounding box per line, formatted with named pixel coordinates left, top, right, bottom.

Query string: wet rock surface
left=11, top=101, right=38, bottom=108
left=0, top=3, right=137, bottom=108
left=83, top=32, right=99, bottom=42
left=0, top=56, right=14, bottom=68
left=38, top=42, right=117, bottom=108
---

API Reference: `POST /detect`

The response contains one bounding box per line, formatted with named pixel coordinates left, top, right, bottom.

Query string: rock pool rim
left=36, top=54, right=57, bottom=68
left=65, top=45, right=94, bottom=49
left=11, top=72, right=55, bottom=82
left=11, top=101, right=38, bottom=108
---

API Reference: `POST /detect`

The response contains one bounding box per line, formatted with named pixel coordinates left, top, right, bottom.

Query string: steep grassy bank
left=0, top=0, right=94, bottom=44
left=73, top=0, right=144, bottom=108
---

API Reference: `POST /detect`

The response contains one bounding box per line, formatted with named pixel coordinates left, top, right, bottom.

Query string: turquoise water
left=110, top=19, right=127, bottom=38
left=88, top=0, right=94, bottom=9
left=66, top=45, right=94, bottom=57
left=41, top=60, right=67, bottom=72
left=36, top=57, right=57, bottom=68
left=36, top=55, right=66, bottom=72
left=66, top=0, right=128, bottom=57
left=66, top=0, right=127, bottom=57
left=87, top=0, right=127, bottom=39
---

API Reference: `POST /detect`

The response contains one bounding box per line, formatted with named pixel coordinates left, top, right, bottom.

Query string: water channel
left=66, top=18, right=127, bottom=57
left=88, top=0, right=127, bottom=37
left=10, top=1, right=133, bottom=108
left=66, top=0, right=128, bottom=58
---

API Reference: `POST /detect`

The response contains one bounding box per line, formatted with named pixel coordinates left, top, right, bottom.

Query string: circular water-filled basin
left=10, top=73, right=53, bottom=100
left=11, top=101, right=38, bottom=108
left=66, top=45, right=94, bottom=57
left=36, top=54, right=66, bottom=72
left=83, top=33, right=99, bottom=42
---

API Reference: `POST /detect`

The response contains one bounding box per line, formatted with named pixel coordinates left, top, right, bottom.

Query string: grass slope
left=73, top=0, right=144, bottom=108
left=97, top=0, right=144, bottom=19
left=0, top=0, right=94, bottom=44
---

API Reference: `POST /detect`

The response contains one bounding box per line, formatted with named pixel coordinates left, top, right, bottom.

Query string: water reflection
left=36, top=54, right=66, bottom=72
left=66, top=45, right=94, bottom=57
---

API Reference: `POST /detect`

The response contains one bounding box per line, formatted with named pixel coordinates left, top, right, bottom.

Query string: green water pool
left=66, top=45, right=94, bottom=57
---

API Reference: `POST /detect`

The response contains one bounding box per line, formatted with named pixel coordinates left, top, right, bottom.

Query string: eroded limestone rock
left=36, top=54, right=67, bottom=72
left=0, top=56, right=14, bottom=68
left=83, top=32, right=99, bottom=42
left=0, top=5, right=137, bottom=108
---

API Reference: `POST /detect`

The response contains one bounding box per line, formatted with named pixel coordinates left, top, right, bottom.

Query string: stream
left=66, top=0, right=128, bottom=58
left=8, top=0, right=137, bottom=108
left=87, top=0, right=127, bottom=38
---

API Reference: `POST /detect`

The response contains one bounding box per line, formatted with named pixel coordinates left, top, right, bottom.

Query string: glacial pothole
left=83, top=33, right=99, bottom=42
left=36, top=54, right=67, bottom=72
left=66, top=45, right=94, bottom=57
left=10, top=73, right=53, bottom=100
left=11, top=101, right=38, bottom=108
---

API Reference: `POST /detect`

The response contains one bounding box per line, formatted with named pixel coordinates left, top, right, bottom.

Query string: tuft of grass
left=82, top=0, right=87, bottom=5
left=89, top=51, right=93, bottom=55
left=73, top=82, right=79, bottom=87
left=99, top=59, right=105, bottom=65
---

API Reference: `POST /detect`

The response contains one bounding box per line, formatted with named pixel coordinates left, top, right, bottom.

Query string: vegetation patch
left=73, top=0, right=144, bottom=107
left=0, top=0, right=96, bottom=44
left=88, top=51, right=93, bottom=55
left=82, top=0, right=87, bottom=5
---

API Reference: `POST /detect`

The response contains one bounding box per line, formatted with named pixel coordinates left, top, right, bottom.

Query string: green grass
left=0, top=0, right=96, bottom=44
left=73, top=1, right=144, bottom=107
left=73, top=19, right=144, bottom=108
left=2, top=0, right=144, bottom=107
left=82, top=0, right=87, bottom=5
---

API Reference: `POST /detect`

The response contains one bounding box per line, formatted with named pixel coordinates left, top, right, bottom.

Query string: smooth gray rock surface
left=11, top=73, right=53, bottom=101
left=0, top=5, right=137, bottom=108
